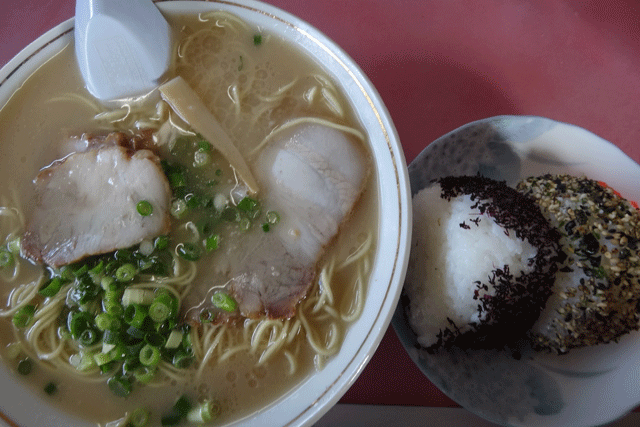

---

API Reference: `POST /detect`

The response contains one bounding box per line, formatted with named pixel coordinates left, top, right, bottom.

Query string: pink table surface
left=2, top=0, right=640, bottom=414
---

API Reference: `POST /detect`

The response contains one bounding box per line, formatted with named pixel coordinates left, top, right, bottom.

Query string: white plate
left=393, top=115, right=640, bottom=427
left=0, top=1, right=411, bottom=426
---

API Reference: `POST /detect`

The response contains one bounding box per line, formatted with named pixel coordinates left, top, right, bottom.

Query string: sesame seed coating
left=517, top=174, right=640, bottom=354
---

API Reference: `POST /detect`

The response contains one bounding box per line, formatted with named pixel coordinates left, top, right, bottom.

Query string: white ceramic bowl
left=394, top=115, right=640, bottom=427
left=0, top=1, right=411, bottom=426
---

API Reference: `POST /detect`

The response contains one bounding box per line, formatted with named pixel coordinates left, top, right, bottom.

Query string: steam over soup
left=0, top=10, right=376, bottom=426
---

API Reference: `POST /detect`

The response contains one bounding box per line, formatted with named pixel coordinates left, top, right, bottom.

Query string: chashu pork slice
left=22, top=144, right=171, bottom=268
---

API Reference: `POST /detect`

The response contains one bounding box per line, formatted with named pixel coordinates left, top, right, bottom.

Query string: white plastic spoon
left=74, top=0, right=172, bottom=101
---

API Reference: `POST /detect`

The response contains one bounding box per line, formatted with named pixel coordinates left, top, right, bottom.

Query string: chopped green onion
left=7, top=236, right=21, bottom=254
left=38, top=276, right=64, bottom=297
left=124, top=304, right=148, bottom=328
left=197, top=140, right=212, bottom=152
left=44, top=382, right=57, bottom=395
left=221, top=206, right=240, bottom=222
left=253, top=34, right=263, bottom=46
left=114, top=249, right=133, bottom=262
left=94, top=350, right=116, bottom=367
left=67, top=311, right=96, bottom=340
left=172, top=350, right=194, bottom=369
left=136, top=200, right=153, bottom=216
left=67, top=276, right=100, bottom=306
left=139, top=344, right=161, bottom=366
left=129, top=407, right=150, bottom=427
left=122, top=355, right=142, bottom=374
left=149, top=293, right=176, bottom=323
left=168, top=171, right=187, bottom=189
left=103, top=330, right=121, bottom=345
left=122, top=288, right=155, bottom=306
left=12, top=305, right=36, bottom=328
left=101, top=276, right=117, bottom=291
left=239, top=217, right=251, bottom=231
left=187, top=400, right=220, bottom=423
left=176, top=242, right=201, bottom=261
left=237, top=196, right=258, bottom=213
left=0, top=250, right=13, bottom=268
left=115, top=263, right=137, bottom=282
left=211, top=292, right=237, bottom=312
left=134, top=365, right=156, bottom=384
left=69, top=352, right=97, bottom=372
left=165, top=330, right=184, bottom=349
left=95, top=312, right=120, bottom=331
left=193, top=150, right=211, bottom=167
left=204, top=234, right=220, bottom=252
left=73, top=264, right=90, bottom=277
left=17, top=358, right=32, bottom=375
left=154, top=235, right=170, bottom=250
left=162, top=395, right=192, bottom=426
left=266, top=210, right=280, bottom=224
left=126, top=326, right=147, bottom=341
left=262, top=223, right=270, bottom=232
left=170, top=199, right=188, bottom=218
left=108, top=374, right=133, bottom=397
left=144, top=331, right=165, bottom=348
left=78, top=328, right=100, bottom=346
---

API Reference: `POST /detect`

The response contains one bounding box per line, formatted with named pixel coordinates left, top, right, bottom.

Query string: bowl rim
left=0, top=1, right=412, bottom=426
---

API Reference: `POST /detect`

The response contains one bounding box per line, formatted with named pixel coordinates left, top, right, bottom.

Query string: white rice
left=406, top=183, right=538, bottom=348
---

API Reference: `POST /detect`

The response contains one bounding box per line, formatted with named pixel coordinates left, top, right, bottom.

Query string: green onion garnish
left=129, top=407, right=151, bottom=427
left=187, top=400, right=220, bottom=423
left=165, top=329, right=184, bottom=349
left=44, top=382, right=57, bottom=395
left=211, top=292, right=238, bottom=312
left=170, top=199, right=188, bottom=219
left=154, top=235, right=170, bottom=250
left=266, top=210, right=280, bottom=224
left=134, top=365, right=156, bottom=384
left=7, top=236, right=21, bottom=254
left=253, top=34, right=262, bottom=46
left=12, top=305, right=36, bottom=328
left=115, top=263, right=137, bottom=282
left=136, top=200, right=153, bottom=216
left=124, top=304, right=148, bottom=328
left=162, top=395, right=192, bottom=426
left=139, top=344, right=161, bottom=366
left=204, top=234, right=220, bottom=252
left=176, top=242, right=201, bottom=262
left=149, top=292, right=176, bottom=323
left=108, top=374, right=133, bottom=397
left=39, top=277, right=65, bottom=298
left=0, top=250, right=13, bottom=268
left=237, top=196, right=258, bottom=212
left=17, top=358, right=32, bottom=375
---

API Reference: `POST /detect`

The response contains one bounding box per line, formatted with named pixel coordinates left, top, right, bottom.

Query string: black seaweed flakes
left=427, top=176, right=563, bottom=351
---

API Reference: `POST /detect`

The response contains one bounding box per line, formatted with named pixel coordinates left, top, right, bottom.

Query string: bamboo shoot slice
left=159, top=76, right=259, bottom=193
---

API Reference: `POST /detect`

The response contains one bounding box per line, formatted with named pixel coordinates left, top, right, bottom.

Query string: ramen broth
left=0, top=10, right=377, bottom=426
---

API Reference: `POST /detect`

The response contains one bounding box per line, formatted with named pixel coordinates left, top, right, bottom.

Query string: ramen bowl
left=0, top=1, right=411, bottom=426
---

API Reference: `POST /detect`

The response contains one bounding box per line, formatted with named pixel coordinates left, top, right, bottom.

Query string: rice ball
left=405, top=176, right=562, bottom=351
left=517, top=174, right=640, bottom=354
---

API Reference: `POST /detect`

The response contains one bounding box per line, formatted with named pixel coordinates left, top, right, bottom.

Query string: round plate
left=393, top=115, right=640, bottom=427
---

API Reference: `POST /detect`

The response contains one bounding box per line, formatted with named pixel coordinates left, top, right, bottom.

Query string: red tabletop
left=2, top=0, right=640, bottom=415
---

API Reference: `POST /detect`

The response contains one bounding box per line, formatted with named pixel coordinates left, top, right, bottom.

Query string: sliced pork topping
left=183, top=123, right=369, bottom=319
left=22, top=135, right=171, bottom=268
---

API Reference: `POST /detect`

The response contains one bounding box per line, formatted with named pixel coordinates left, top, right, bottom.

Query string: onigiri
left=405, top=176, right=562, bottom=351
left=517, top=174, right=640, bottom=354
